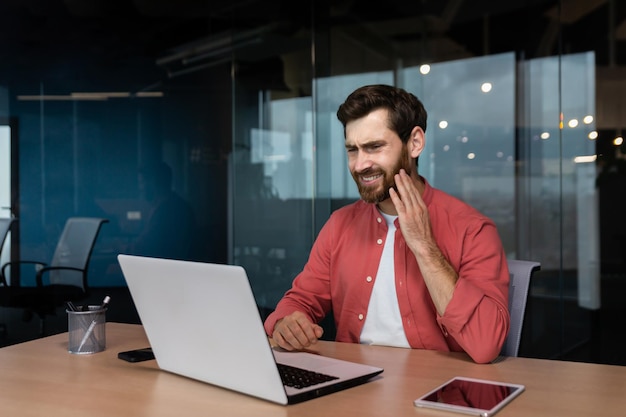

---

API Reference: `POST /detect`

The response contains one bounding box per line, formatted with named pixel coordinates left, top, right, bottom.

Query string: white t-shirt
left=359, top=211, right=410, bottom=348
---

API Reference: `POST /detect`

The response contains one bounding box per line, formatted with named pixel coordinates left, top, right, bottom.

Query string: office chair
left=0, top=217, right=108, bottom=336
left=500, top=259, right=541, bottom=358
left=0, top=217, right=17, bottom=337
left=0, top=218, right=16, bottom=269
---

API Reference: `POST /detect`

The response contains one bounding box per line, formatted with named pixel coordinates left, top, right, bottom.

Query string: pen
left=99, top=295, right=111, bottom=310
left=77, top=296, right=111, bottom=352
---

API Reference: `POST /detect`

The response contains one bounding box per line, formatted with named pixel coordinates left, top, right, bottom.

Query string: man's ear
left=408, top=126, right=425, bottom=159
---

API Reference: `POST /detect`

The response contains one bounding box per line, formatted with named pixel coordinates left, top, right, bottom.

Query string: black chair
left=0, top=217, right=108, bottom=336
left=0, top=217, right=17, bottom=336
left=0, top=218, right=16, bottom=267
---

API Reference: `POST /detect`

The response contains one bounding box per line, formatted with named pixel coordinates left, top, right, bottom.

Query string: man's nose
left=353, top=151, right=373, bottom=173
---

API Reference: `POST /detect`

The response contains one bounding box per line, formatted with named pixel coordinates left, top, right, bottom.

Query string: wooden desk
left=1, top=323, right=625, bottom=416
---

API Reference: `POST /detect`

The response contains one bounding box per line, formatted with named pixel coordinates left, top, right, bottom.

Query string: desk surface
left=1, top=323, right=625, bottom=417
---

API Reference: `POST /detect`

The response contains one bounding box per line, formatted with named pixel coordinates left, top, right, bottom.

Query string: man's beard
left=352, top=146, right=413, bottom=204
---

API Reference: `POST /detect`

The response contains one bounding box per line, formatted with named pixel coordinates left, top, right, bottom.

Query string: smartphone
left=117, top=347, right=155, bottom=363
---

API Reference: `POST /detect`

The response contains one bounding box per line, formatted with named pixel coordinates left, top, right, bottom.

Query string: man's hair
left=336, top=84, right=427, bottom=144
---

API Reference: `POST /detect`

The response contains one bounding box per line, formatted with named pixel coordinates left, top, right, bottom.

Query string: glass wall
left=229, top=1, right=625, bottom=363
left=1, top=1, right=624, bottom=364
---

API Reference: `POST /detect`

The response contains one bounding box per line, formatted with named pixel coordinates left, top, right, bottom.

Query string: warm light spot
left=574, top=155, right=597, bottom=163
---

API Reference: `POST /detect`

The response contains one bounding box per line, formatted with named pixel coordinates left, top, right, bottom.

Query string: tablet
left=413, top=377, right=525, bottom=417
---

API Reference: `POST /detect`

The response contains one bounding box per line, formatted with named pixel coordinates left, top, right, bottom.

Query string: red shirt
left=264, top=178, right=510, bottom=364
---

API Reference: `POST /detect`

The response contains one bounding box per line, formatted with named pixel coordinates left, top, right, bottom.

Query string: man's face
left=345, top=109, right=414, bottom=204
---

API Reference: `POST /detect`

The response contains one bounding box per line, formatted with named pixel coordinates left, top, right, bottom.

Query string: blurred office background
left=0, top=0, right=625, bottom=365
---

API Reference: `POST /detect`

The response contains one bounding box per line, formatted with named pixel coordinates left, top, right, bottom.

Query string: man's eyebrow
left=345, top=139, right=386, bottom=148
left=364, top=140, right=386, bottom=146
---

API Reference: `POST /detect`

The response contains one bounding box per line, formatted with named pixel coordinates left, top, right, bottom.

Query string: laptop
left=117, top=254, right=383, bottom=405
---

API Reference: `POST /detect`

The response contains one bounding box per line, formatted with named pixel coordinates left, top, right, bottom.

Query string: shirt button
left=358, top=314, right=364, bottom=320
left=377, top=217, right=382, bottom=223
left=366, top=276, right=373, bottom=282
left=377, top=238, right=383, bottom=244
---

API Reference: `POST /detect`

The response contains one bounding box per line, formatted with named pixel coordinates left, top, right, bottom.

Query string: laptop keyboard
left=277, top=363, right=339, bottom=389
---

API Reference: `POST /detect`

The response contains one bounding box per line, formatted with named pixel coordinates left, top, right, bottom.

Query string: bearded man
left=264, top=84, right=510, bottom=364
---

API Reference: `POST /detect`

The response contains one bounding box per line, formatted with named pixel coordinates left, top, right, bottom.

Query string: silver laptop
left=117, top=254, right=383, bottom=405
